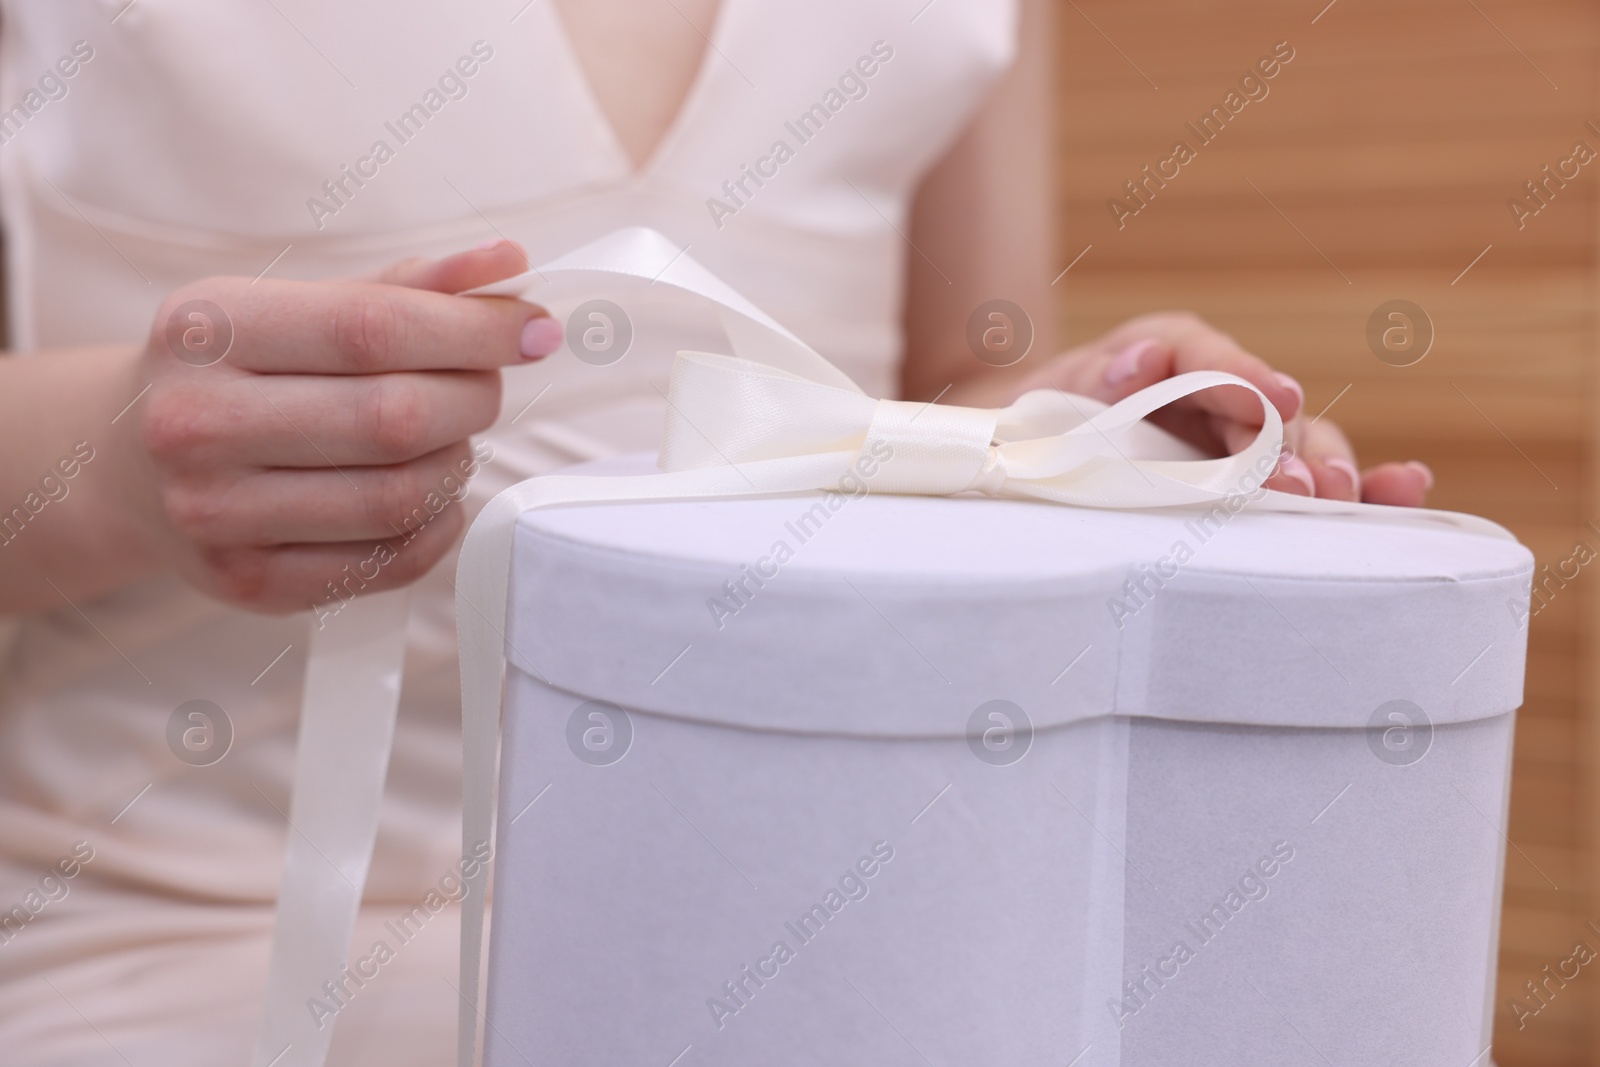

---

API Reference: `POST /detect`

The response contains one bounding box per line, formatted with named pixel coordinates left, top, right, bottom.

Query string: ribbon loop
left=860, top=398, right=999, bottom=496
left=660, top=351, right=875, bottom=471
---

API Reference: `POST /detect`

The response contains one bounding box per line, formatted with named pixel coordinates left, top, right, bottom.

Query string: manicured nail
left=1279, top=454, right=1316, bottom=496
left=1273, top=372, right=1304, bottom=415
left=520, top=316, right=562, bottom=359
left=474, top=238, right=527, bottom=261
left=1105, top=339, right=1164, bottom=385
left=1323, top=456, right=1360, bottom=496
left=1405, top=461, right=1435, bottom=492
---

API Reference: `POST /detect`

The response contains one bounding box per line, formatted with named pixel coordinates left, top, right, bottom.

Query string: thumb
left=364, top=238, right=530, bottom=295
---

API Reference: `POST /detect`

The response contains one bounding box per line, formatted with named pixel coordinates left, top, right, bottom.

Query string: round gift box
left=485, top=456, right=1532, bottom=1067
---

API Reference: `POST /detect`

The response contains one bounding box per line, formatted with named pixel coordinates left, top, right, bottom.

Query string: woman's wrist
left=0, top=343, right=169, bottom=612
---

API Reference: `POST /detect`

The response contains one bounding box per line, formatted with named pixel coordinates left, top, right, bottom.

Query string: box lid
left=505, top=456, right=1533, bottom=736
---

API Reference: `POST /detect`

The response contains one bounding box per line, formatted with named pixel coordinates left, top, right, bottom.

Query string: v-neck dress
left=0, top=1, right=1016, bottom=1062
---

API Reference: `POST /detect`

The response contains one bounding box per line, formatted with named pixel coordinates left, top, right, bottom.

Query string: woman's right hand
left=132, top=240, right=559, bottom=614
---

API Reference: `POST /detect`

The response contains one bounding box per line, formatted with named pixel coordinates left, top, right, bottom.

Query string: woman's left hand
left=1006, top=311, right=1433, bottom=507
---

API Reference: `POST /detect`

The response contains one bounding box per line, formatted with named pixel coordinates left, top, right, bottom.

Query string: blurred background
left=1053, top=0, right=1596, bottom=1062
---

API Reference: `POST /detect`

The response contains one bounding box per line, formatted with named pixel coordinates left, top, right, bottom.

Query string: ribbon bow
left=250, top=229, right=1509, bottom=1067
left=658, top=349, right=1282, bottom=506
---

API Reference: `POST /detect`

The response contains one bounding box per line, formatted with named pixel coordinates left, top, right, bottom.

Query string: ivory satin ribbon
left=250, top=228, right=1512, bottom=1067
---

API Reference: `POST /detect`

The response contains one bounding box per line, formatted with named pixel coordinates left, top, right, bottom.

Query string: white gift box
left=484, top=455, right=1533, bottom=1067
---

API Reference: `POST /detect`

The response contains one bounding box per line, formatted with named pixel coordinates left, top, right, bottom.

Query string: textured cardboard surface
left=487, top=457, right=1532, bottom=1065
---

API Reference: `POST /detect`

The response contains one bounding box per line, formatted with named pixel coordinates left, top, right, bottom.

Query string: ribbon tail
left=453, top=459, right=849, bottom=1067
left=251, top=588, right=410, bottom=1067
left=453, top=488, right=519, bottom=1067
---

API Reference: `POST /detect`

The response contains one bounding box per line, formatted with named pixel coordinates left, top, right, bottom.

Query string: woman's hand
left=1008, top=311, right=1434, bottom=507
left=131, top=240, right=556, bottom=613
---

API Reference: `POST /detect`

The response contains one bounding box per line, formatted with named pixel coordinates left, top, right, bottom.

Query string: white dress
left=0, top=2, right=1015, bottom=1062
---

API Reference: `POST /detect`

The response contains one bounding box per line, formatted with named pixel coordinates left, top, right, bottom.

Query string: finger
left=163, top=277, right=562, bottom=373
left=1208, top=419, right=1311, bottom=495
left=1304, top=458, right=1358, bottom=501
left=1298, top=419, right=1360, bottom=502
left=1266, top=452, right=1315, bottom=496
left=1146, top=406, right=1225, bottom=455
left=1279, top=410, right=1303, bottom=460
left=1196, top=405, right=1301, bottom=460
left=165, top=444, right=478, bottom=545
left=200, top=508, right=465, bottom=613
left=143, top=371, right=501, bottom=468
left=1145, top=393, right=1302, bottom=460
left=366, top=239, right=529, bottom=294
left=1361, top=462, right=1433, bottom=507
left=1085, top=331, right=1303, bottom=426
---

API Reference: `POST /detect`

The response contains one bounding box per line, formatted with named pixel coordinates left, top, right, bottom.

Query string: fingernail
left=1273, top=372, right=1304, bottom=414
left=1405, top=461, right=1435, bottom=492
left=1323, top=456, right=1361, bottom=496
left=1105, top=339, right=1163, bottom=385
left=474, top=237, right=527, bottom=258
left=520, top=315, right=562, bottom=359
left=1279, top=454, right=1316, bottom=496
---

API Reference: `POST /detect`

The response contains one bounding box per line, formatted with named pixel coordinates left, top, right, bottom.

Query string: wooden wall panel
left=1054, top=2, right=1599, bottom=1064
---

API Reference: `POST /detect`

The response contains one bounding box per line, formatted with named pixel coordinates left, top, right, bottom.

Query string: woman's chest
left=0, top=0, right=1015, bottom=239
left=552, top=0, right=721, bottom=170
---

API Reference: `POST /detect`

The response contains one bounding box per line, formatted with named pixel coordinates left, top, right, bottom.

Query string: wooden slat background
left=1053, top=1, right=1598, bottom=1063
